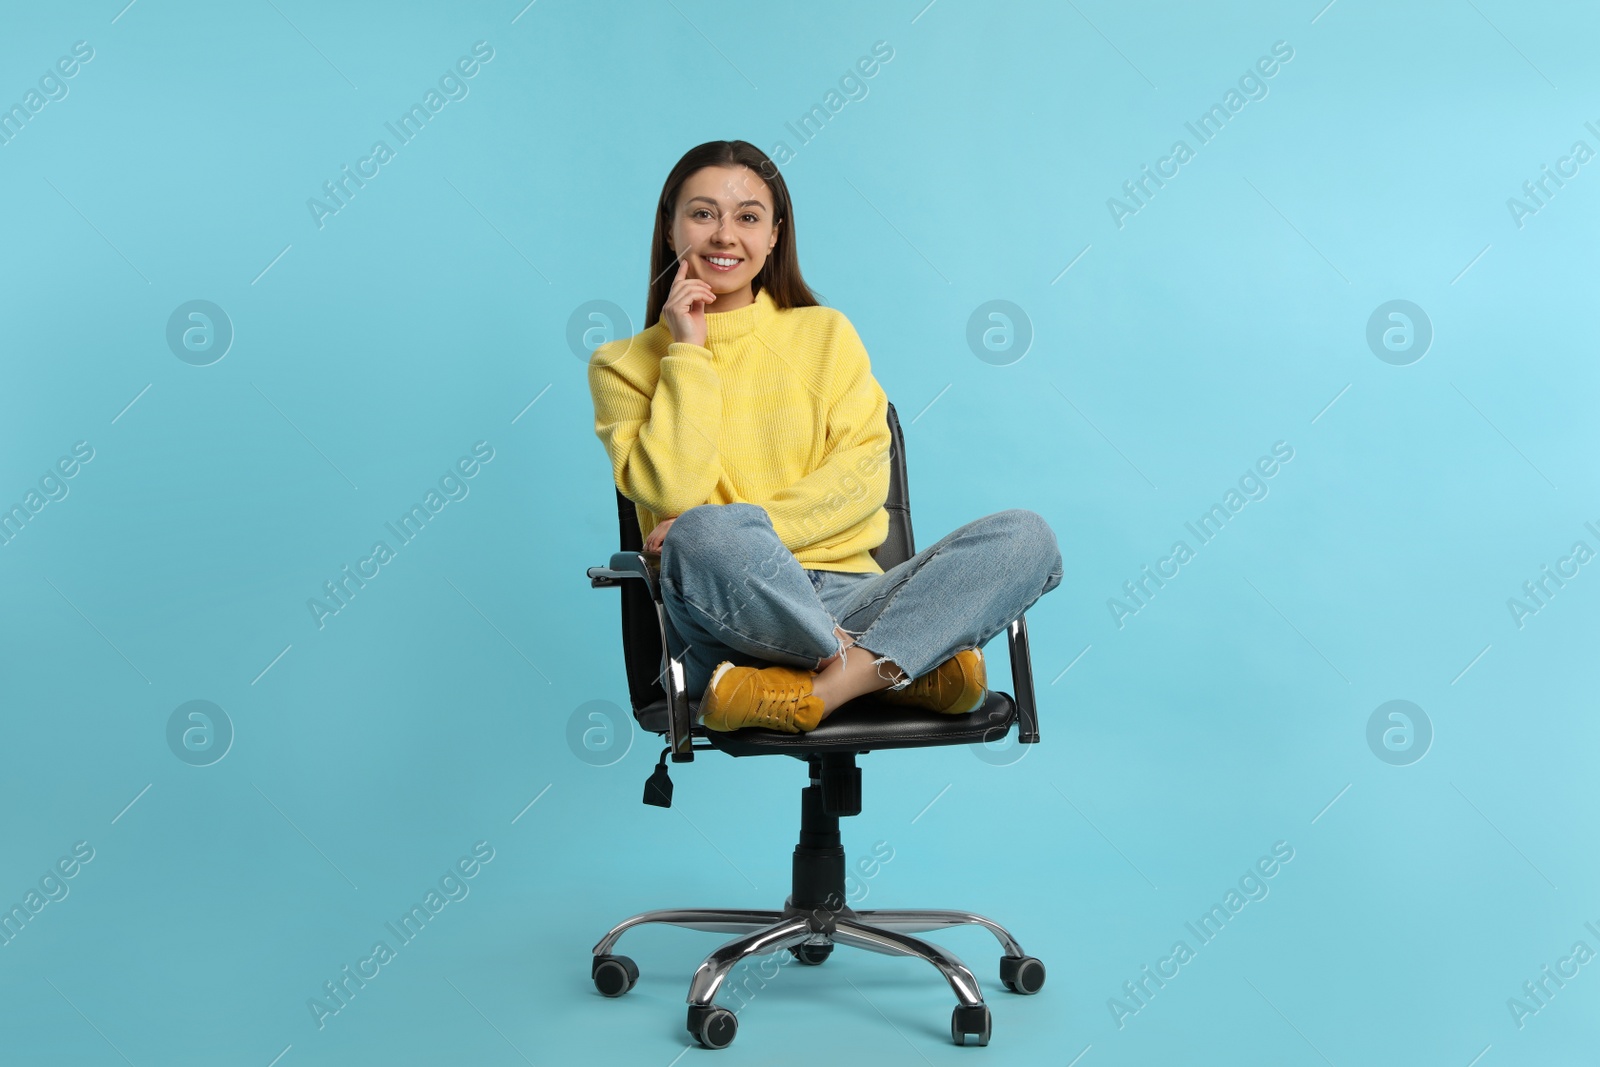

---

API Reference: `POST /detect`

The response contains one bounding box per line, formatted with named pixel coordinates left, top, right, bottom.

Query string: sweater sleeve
left=757, top=316, right=892, bottom=552
left=588, top=339, right=724, bottom=517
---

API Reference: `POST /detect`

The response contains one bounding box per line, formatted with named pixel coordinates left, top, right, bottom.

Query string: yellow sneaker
left=878, top=648, right=987, bottom=714
left=700, top=661, right=826, bottom=734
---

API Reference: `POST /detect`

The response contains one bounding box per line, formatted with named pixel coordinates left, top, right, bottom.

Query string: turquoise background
left=3, top=0, right=1597, bottom=1063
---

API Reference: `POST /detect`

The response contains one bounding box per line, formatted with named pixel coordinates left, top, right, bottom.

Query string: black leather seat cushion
left=634, top=689, right=1018, bottom=756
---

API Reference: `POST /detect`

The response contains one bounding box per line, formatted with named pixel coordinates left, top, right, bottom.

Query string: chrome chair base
left=591, top=902, right=1044, bottom=1048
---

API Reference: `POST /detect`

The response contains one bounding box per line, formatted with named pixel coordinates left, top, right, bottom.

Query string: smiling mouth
left=702, top=254, right=742, bottom=271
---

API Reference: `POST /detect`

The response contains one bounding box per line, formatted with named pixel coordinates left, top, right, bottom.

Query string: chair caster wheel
left=951, top=1004, right=991, bottom=1046
left=789, top=942, right=833, bottom=965
left=688, top=1004, right=738, bottom=1049
left=591, top=954, right=639, bottom=997
left=1000, top=954, right=1046, bottom=994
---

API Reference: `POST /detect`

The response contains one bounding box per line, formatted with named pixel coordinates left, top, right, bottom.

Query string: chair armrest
left=585, top=550, right=695, bottom=762
left=1006, top=615, right=1040, bottom=744
left=587, top=551, right=663, bottom=602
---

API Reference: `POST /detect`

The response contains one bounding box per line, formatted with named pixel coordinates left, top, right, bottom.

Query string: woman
left=587, top=140, right=1063, bottom=734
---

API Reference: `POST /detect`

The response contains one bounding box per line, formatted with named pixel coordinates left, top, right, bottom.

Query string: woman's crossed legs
left=657, top=502, right=1063, bottom=723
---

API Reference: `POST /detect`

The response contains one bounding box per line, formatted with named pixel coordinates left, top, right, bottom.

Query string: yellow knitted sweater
left=587, top=286, right=892, bottom=574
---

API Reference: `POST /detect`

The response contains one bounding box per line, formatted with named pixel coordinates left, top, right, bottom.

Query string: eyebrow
left=685, top=196, right=768, bottom=212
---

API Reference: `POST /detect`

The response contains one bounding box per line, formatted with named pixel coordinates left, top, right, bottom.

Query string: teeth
left=706, top=256, right=739, bottom=266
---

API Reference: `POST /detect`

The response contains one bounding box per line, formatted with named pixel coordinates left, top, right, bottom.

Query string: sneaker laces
left=898, top=667, right=942, bottom=701
left=751, top=679, right=810, bottom=729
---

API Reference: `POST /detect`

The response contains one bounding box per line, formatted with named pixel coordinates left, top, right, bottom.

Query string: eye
left=741, top=213, right=760, bottom=223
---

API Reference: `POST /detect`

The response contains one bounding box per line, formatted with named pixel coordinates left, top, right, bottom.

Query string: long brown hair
left=644, top=140, right=821, bottom=329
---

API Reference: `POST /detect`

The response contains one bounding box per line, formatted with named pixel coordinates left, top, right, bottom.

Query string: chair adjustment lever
left=643, top=748, right=674, bottom=808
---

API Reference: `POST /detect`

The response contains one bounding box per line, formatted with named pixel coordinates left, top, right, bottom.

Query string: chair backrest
left=612, top=401, right=914, bottom=713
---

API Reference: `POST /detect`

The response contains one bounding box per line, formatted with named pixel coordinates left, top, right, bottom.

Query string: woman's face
left=666, top=164, right=781, bottom=309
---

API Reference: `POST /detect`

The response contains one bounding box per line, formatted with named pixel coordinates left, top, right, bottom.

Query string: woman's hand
left=660, top=253, right=716, bottom=348
left=643, top=515, right=677, bottom=555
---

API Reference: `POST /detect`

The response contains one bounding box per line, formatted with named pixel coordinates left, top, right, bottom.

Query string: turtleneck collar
left=704, top=286, right=775, bottom=346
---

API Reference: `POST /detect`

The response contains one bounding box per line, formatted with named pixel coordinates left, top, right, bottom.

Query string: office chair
left=584, top=401, right=1047, bottom=1050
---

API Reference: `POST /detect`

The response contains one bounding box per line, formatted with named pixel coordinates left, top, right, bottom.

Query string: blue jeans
left=657, top=503, right=1064, bottom=699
